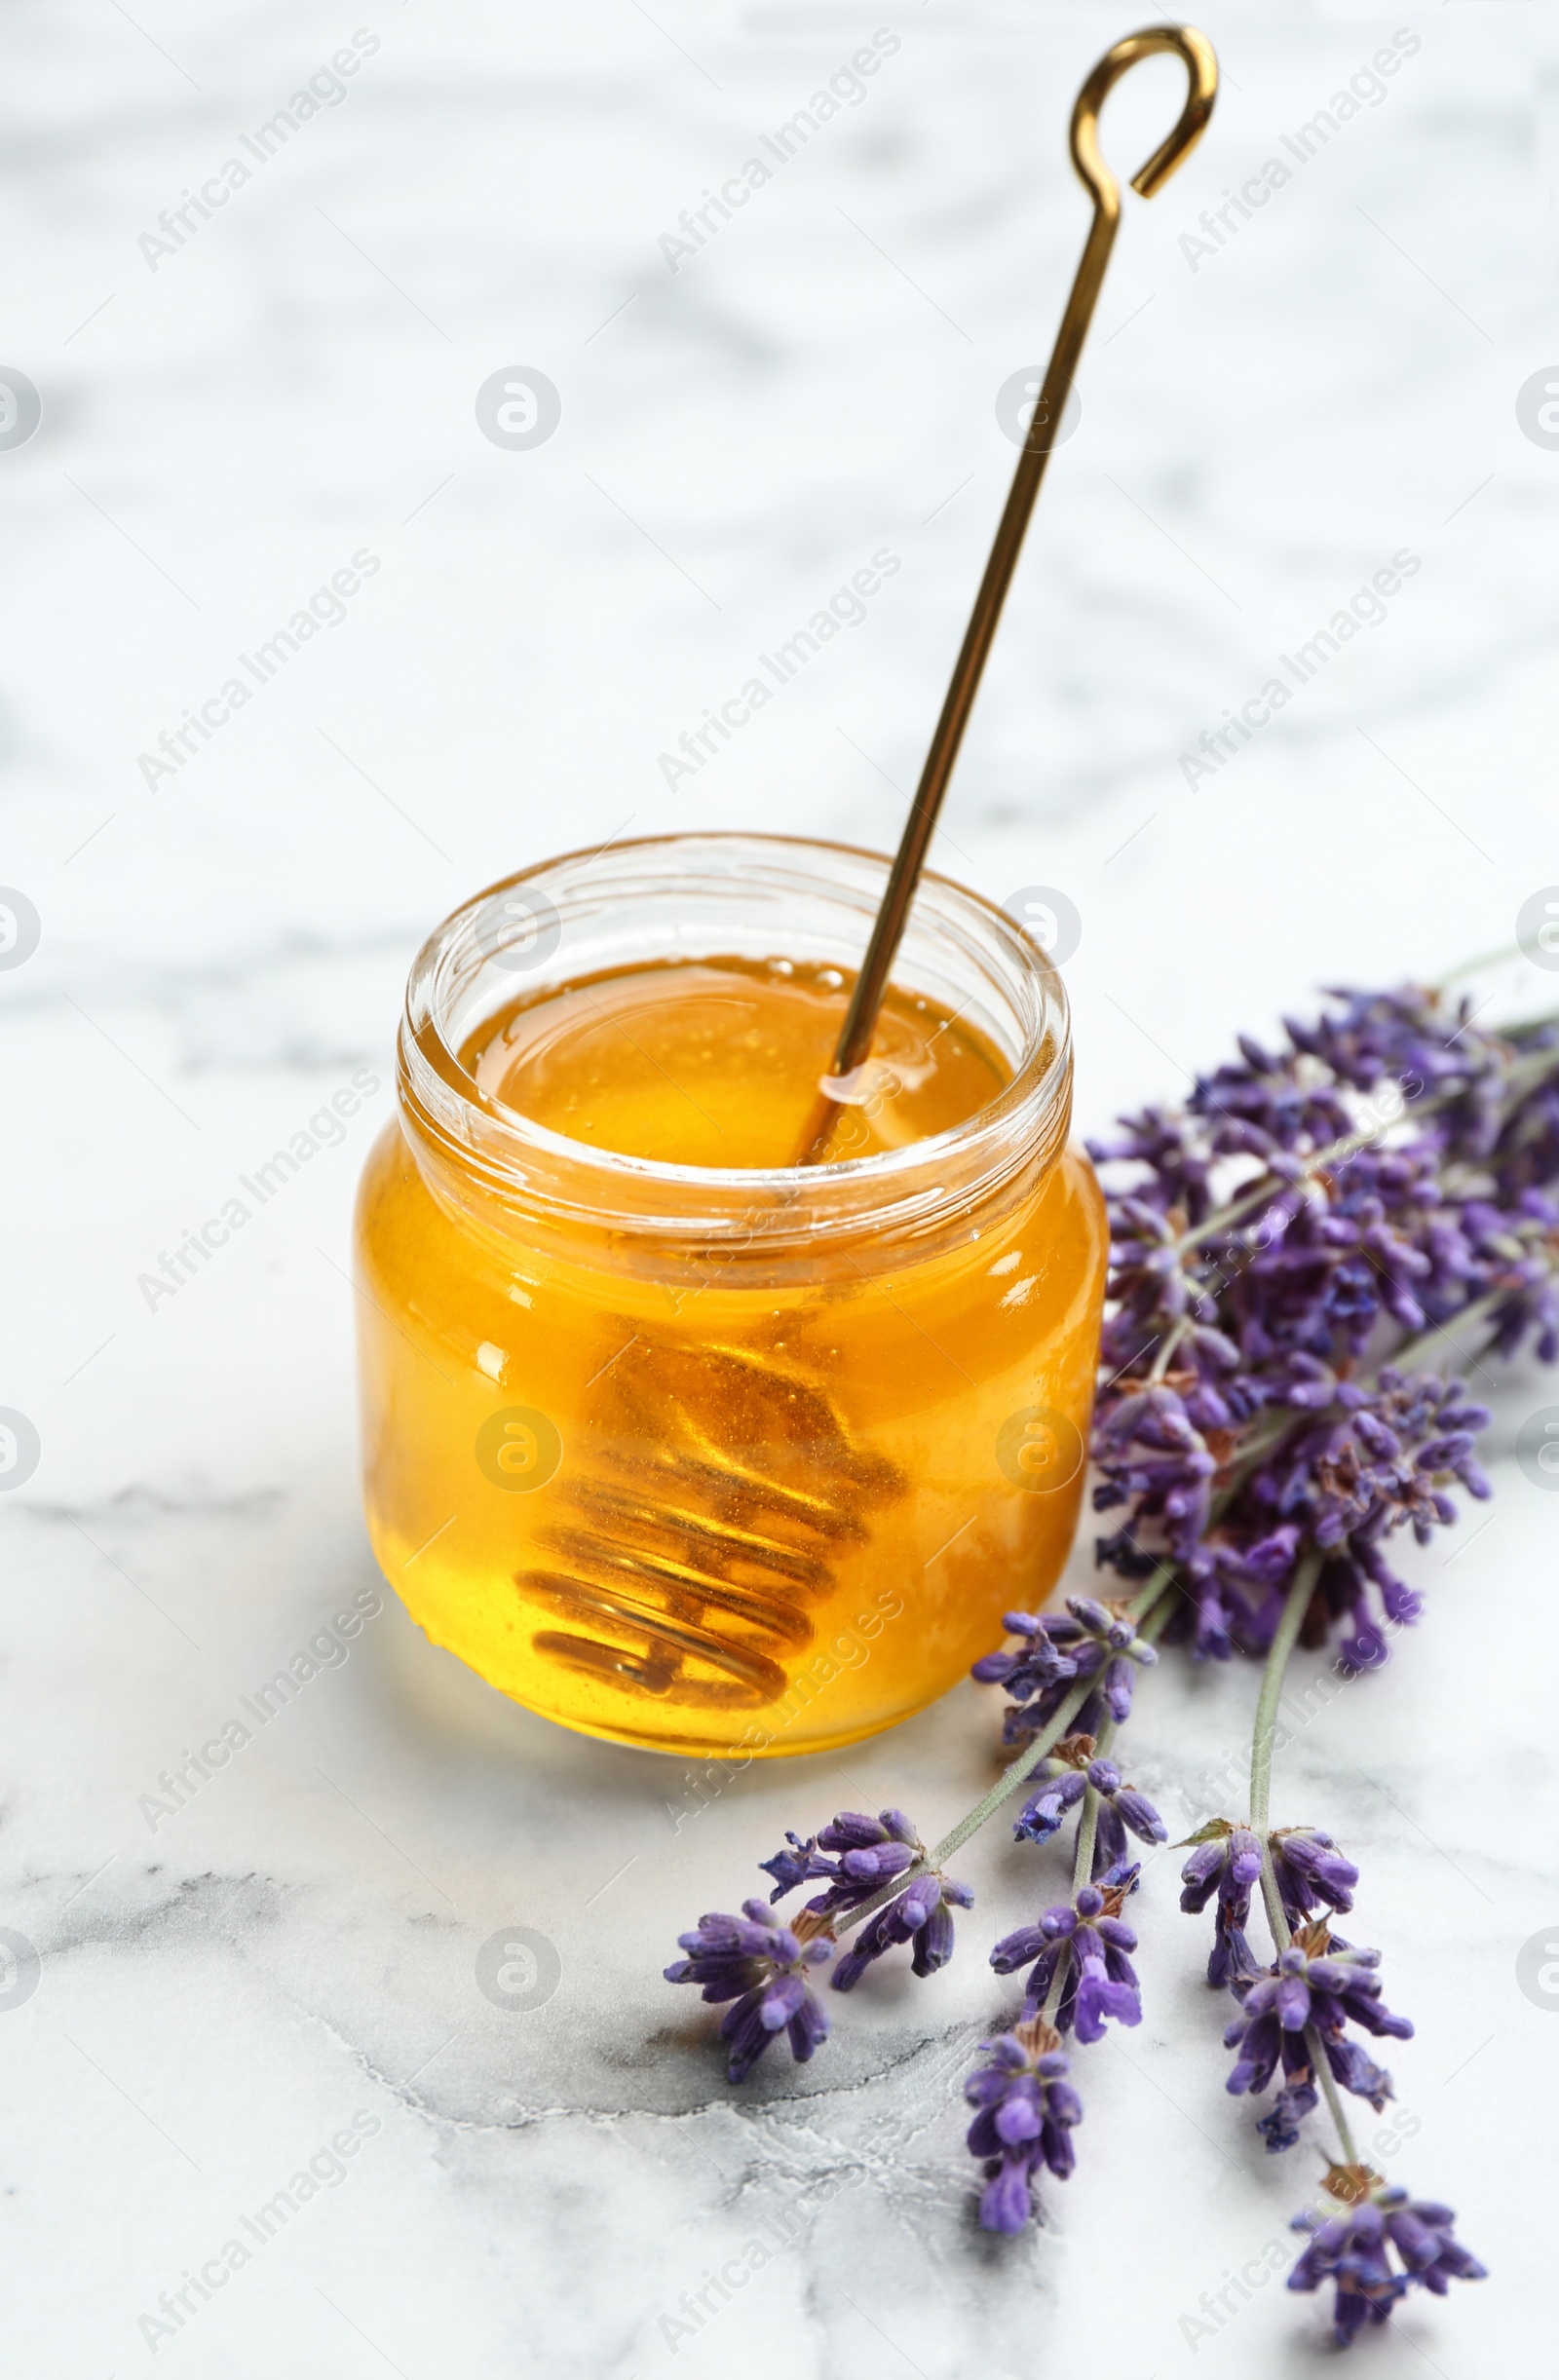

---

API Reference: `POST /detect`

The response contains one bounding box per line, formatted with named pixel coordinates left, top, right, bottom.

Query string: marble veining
left=4, top=2, right=1556, bottom=2371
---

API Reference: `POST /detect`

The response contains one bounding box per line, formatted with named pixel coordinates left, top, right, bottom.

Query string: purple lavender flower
left=1093, top=1383, right=1223, bottom=1587
left=1015, top=1735, right=1165, bottom=1875
left=833, top=1863, right=974, bottom=1991
left=1090, top=1762, right=1166, bottom=1849
left=964, top=2014, right=1083, bottom=2233
left=760, top=1808, right=918, bottom=1914
left=991, top=1874, right=1142, bottom=2041
left=1288, top=2167, right=1486, bottom=2345
left=761, top=1809, right=971, bottom=1992
left=1229, top=1371, right=1490, bottom=1667
left=970, top=1609, right=1076, bottom=1706
left=1084, top=982, right=1559, bottom=1675
left=1098, top=1370, right=1491, bottom=1667
left=1180, top=1826, right=1361, bottom=2151
left=1256, top=2075, right=1318, bottom=2153
left=1179, top=1820, right=1264, bottom=1986
left=1012, top=1746, right=1090, bottom=1844
left=665, top=1901, right=832, bottom=2082
left=972, top=1599, right=1158, bottom=1748
left=1225, top=1921, right=1412, bottom=2126
left=1269, top=1826, right=1358, bottom=1923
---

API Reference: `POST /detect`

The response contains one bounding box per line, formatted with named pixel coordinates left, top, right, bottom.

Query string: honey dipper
left=521, top=28, right=1217, bottom=1714
left=794, top=24, right=1217, bottom=1166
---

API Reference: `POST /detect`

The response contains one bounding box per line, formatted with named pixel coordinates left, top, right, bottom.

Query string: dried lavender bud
left=1224, top=1921, right=1412, bottom=2128
left=761, top=1808, right=970, bottom=1991
left=665, top=1901, right=832, bottom=2082
left=1269, top=1826, right=1359, bottom=1923
left=1086, top=1759, right=1168, bottom=1866
left=833, top=1863, right=973, bottom=1992
left=972, top=1599, right=1157, bottom=1746
left=991, top=1874, right=1142, bottom=2042
left=1012, top=1757, right=1089, bottom=1846
left=1179, top=1819, right=1264, bottom=1986
left=964, top=2013, right=1083, bottom=2234
left=1017, top=1737, right=1166, bottom=1875
left=1288, top=2166, right=1486, bottom=2346
left=759, top=1807, right=917, bottom=1910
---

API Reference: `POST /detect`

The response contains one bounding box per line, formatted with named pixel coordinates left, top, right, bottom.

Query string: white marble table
left=4, top=2, right=1555, bottom=2370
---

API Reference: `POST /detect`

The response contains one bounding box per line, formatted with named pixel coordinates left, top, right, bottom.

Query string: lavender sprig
left=758, top=1807, right=973, bottom=1990
left=971, top=1595, right=1160, bottom=1747
left=1015, top=1735, right=1166, bottom=1872
left=1288, top=2168, right=1487, bottom=2344
left=661, top=982, right=1544, bottom=2338
left=1090, top=983, right=1557, bottom=1668
left=964, top=2015, right=1082, bottom=2233
left=1224, top=1923, right=1412, bottom=2116
left=990, top=1871, right=1144, bottom=2041
left=664, top=1902, right=832, bottom=2082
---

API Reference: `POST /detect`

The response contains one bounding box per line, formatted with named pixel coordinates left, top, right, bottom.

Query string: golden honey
left=353, top=835, right=1107, bottom=1759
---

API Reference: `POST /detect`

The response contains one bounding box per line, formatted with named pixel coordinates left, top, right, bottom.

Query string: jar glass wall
left=353, top=834, right=1107, bottom=1759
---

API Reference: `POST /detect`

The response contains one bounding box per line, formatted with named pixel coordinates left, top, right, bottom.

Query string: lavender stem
left=832, top=1582, right=1175, bottom=1944
left=1168, top=1036, right=1559, bottom=1260
left=929, top=1680, right=1097, bottom=1869
left=1308, top=2026, right=1361, bottom=2166
left=1246, top=1551, right=1367, bottom=2171
left=1072, top=1781, right=1103, bottom=1887
left=1038, top=1758, right=1113, bottom=2023
left=1040, top=1938, right=1072, bottom=2022
left=1248, top=1554, right=1321, bottom=1840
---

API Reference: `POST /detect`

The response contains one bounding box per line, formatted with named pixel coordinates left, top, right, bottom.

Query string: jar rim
left=398, top=831, right=1071, bottom=1249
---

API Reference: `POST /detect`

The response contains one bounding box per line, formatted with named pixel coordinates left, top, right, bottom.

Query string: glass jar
left=353, top=833, right=1107, bottom=1759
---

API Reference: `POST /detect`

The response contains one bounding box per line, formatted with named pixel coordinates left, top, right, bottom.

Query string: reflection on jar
left=353, top=835, right=1107, bottom=1760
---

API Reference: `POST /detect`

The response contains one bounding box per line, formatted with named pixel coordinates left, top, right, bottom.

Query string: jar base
left=382, top=1571, right=965, bottom=1762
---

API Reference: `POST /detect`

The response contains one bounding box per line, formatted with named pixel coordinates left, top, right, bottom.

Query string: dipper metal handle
left=795, top=24, right=1217, bottom=1165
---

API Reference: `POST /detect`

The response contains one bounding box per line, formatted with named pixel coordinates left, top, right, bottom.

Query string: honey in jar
left=353, top=834, right=1107, bottom=1759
